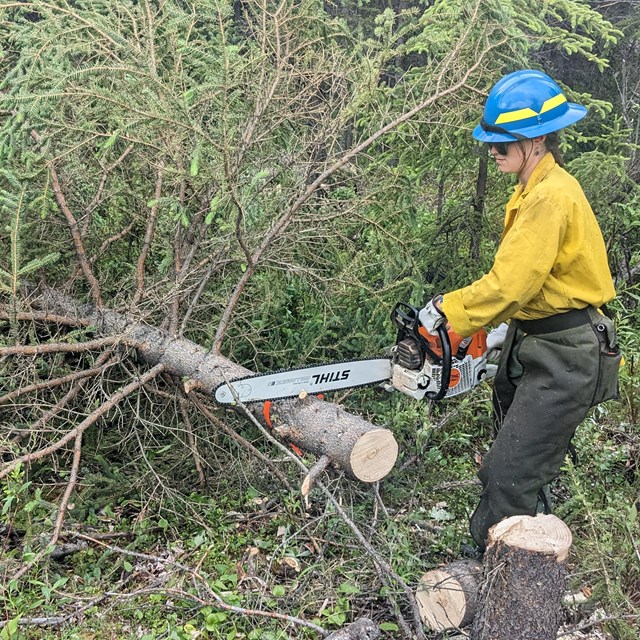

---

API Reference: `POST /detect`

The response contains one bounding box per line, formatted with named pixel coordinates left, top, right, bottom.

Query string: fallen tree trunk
left=29, top=286, right=398, bottom=482
left=416, top=559, right=482, bottom=632
left=471, top=514, right=572, bottom=640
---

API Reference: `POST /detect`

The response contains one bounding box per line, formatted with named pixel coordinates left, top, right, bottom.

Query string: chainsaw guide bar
left=213, top=357, right=392, bottom=405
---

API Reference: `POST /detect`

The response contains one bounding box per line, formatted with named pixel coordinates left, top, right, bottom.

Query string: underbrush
left=1, top=357, right=639, bottom=639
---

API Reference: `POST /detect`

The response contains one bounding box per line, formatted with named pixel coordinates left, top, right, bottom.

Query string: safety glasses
left=486, top=141, right=512, bottom=156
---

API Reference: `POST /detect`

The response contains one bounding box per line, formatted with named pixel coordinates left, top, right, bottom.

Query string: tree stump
left=471, top=513, right=572, bottom=640
left=416, top=559, right=482, bottom=631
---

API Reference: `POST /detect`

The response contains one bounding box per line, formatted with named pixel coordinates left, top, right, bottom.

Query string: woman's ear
left=533, top=134, right=547, bottom=154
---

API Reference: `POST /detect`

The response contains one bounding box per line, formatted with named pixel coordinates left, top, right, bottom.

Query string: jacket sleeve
left=441, top=190, right=569, bottom=336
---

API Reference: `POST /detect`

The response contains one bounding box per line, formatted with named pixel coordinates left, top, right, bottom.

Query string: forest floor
left=2, top=381, right=639, bottom=640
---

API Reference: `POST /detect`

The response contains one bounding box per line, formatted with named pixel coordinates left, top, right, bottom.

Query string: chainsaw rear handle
left=390, top=302, right=452, bottom=401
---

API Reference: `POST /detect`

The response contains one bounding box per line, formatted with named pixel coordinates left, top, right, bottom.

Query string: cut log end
left=488, top=513, right=572, bottom=562
left=349, top=428, right=398, bottom=483
left=416, top=560, right=482, bottom=632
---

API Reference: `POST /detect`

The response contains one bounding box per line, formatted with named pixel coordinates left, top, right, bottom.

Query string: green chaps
left=469, top=312, right=603, bottom=550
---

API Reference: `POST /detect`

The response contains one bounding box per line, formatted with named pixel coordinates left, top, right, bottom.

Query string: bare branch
left=191, top=393, right=294, bottom=492
left=55, top=532, right=329, bottom=636
left=42, top=152, right=104, bottom=307
left=0, top=363, right=166, bottom=481
left=132, top=161, right=165, bottom=306
left=0, top=361, right=116, bottom=405
left=0, top=335, right=121, bottom=357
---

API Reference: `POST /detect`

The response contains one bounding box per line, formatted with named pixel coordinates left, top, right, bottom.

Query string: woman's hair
left=543, top=131, right=564, bottom=167
left=514, top=131, right=565, bottom=177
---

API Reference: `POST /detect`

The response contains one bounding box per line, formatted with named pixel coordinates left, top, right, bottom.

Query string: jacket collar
left=521, top=151, right=556, bottom=196
left=503, top=152, right=556, bottom=235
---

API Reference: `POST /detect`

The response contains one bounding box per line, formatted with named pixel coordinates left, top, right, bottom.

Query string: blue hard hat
left=473, top=69, right=587, bottom=143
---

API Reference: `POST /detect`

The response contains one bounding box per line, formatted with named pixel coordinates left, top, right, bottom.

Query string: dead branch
left=30, top=131, right=104, bottom=307
left=178, top=394, right=207, bottom=489
left=301, top=455, right=330, bottom=507
left=9, top=350, right=119, bottom=445
left=0, top=361, right=116, bottom=405
left=59, top=532, right=330, bottom=635
left=191, top=394, right=293, bottom=492
left=0, top=363, right=166, bottom=481
left=9, top=431, right=84, bottom=582
left=89, top=222, right=135, bottom=264
left=83, top=144, right=135, bottom=227
left=0, top=335, right=121, bottom=357
left=0, top=311, right=91, bottom=327
left=132, top=160, right=165, bottom=306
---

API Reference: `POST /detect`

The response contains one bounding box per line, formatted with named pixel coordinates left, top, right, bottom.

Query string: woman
left=419, top=69, right=618, bottom=551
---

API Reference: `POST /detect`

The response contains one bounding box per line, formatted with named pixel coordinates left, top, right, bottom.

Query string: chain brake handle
left=426, top=323, right=451, bottom=401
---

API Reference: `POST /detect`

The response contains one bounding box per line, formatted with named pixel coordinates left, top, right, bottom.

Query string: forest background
left=0, top=0, right=639, bottom=639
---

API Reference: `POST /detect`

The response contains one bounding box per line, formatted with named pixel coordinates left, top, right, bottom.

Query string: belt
left=514, top=307, right=591, bottom=335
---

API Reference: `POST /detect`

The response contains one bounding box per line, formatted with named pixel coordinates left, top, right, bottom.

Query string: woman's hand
left=418, top=295, right=446, bottom=335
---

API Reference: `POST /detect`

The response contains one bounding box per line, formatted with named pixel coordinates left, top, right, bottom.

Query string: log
left=30, top=286, right=398, bottom=482
left=416, top=559, right=482, bottom=631
left=324, top=618, right=380, bottom=640
left=471, top=514, right=572, bottom=640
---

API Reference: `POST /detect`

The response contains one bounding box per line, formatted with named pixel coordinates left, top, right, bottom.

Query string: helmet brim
left=472, top=103, right=587, bottom=142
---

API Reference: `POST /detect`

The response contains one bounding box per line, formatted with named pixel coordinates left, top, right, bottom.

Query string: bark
left=471, top=514, right=572, bottom=640
left=29, top=286, right=398, bottom=482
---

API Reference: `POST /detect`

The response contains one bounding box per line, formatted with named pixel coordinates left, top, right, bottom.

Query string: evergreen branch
left=0, top=2, right=125, bottom=51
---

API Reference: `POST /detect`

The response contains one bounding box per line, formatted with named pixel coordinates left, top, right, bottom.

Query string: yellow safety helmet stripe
left=496, top=107, right=538, bottom=124
left=495, top=93, right=567, bottom=125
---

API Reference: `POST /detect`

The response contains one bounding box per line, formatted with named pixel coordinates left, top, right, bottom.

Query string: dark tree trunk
left=471, top=514, right=572, bottom=640
left=469, top=152, right=488, bottom=260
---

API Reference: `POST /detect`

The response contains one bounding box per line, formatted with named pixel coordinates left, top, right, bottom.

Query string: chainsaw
left=214, top=302, right=496, bottom=405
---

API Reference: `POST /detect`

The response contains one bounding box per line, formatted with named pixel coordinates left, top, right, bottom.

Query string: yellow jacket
left=442, top=152, right=615, bottom=336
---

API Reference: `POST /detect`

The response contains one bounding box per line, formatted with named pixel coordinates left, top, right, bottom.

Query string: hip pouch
left=589, top=313, right=622, bottom=406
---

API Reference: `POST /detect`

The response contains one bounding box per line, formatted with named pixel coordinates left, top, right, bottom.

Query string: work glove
left=486, top=322, right=509, bottom=361
left=418, top=295, right=446, bottom=335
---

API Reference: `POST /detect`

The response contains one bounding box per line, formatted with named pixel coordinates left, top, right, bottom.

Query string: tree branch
left=211, top=28, right=508, bottom=352
left=0, top=335, right=121, bottom=357
left=0, top=363, right=166, bottom=481
left=132, top=160, right=165, bottom=306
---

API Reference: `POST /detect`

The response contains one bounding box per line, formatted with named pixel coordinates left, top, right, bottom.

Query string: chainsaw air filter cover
left=395, top=337, right=423, bottom=370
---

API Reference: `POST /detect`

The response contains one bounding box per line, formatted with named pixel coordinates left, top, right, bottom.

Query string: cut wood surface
left=31, top=286, right=398, bottom=482
left=416, top=559, right=482, bottom=631
left=471, top=514, right=573, bottom=640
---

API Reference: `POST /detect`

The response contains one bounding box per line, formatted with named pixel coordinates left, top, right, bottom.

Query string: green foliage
left=0, top=172, right=60, bottom=299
